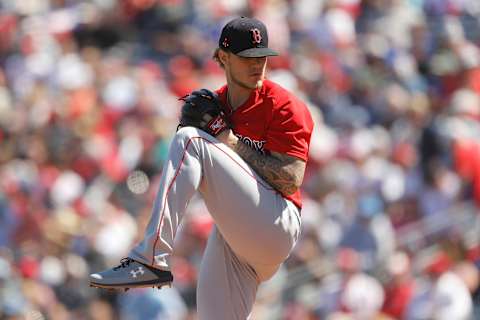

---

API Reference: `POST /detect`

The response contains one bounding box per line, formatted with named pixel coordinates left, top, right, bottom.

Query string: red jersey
left=216, top=79, right=314, bottom=208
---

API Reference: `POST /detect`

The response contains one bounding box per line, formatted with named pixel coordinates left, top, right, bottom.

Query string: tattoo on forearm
left=234, top=141, right=305, bottom=195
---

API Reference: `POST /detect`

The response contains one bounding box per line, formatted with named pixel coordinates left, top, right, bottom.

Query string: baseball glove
left=178, top=89, right=230, bottom=136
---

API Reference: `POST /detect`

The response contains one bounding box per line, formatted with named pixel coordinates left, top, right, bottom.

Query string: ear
left=218, top=49, right=229, bottom=65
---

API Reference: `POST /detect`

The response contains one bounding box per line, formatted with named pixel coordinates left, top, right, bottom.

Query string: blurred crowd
left=1, top=0, right=480, bottom=319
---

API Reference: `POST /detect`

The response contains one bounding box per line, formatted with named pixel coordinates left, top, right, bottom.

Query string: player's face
left=224, top=52, right=267, bottom=89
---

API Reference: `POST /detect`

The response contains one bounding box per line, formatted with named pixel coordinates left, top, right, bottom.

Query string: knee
left=255, top=264, right=281, bottom=282
left=174, top=126, right=218, bottom=148
left=174, top=126, right=204, bottom=146
left=175, top=126, right=202, bottom=140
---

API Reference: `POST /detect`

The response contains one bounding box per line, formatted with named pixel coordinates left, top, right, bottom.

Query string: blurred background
left=0, top=0, right=480, bottom=319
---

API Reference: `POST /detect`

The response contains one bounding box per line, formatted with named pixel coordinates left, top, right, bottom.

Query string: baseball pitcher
left=90, top=17, right=314, bottom=320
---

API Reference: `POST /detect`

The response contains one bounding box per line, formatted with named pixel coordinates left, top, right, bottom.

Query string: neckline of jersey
left=225, top=80, right=267, bottom=114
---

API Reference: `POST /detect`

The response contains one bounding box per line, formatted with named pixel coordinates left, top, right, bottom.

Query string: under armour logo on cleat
left=130, top=266, right=145, bottom=278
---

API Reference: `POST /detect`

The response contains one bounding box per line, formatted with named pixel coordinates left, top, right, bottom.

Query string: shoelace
left=113, top=258, right=134, bottom=271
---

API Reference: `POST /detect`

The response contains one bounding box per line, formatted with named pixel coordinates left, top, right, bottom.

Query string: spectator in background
left=382, top=251, right=416, bottom=319
left=339, top=192, right=395, bottom=271
left=431, top=261, right=474, bottom=320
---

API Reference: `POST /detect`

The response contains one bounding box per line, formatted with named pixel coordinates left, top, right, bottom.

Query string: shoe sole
left=89, top=280, right=172, bottom=292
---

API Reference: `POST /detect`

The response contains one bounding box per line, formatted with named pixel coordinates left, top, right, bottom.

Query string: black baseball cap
left=219, top=17, right=279, bottom=58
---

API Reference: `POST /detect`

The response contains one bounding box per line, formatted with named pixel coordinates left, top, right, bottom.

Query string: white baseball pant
left=129, top=127, right=301, bottom=320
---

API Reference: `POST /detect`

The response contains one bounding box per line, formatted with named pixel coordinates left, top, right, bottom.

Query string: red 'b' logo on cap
left=250, top=28, right=262, bottom=44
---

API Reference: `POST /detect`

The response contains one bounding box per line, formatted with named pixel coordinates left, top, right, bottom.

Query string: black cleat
left=89, top=258, right=173, bottom=291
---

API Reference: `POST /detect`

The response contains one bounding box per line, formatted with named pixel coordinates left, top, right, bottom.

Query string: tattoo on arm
left=233, top=141, right=306, bottom=195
